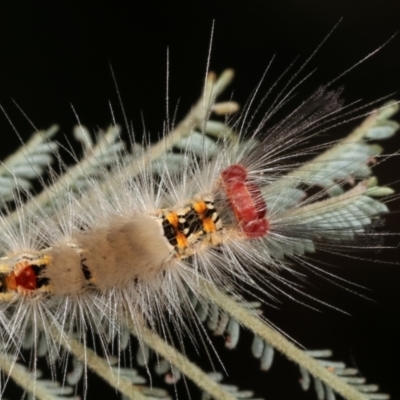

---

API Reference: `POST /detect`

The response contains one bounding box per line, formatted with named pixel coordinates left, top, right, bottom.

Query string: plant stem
left=127, top=321, right=237, bottom=400
left=203, top=281, right=369, bottom=400
left=51, top=328, right=148, bottom=400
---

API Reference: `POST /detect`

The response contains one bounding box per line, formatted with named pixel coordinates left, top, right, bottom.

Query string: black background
left=1, top=1, right=400, bottom=399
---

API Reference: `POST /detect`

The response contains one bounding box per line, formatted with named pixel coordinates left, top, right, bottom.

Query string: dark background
left=0, top=1, right=400, bottom=399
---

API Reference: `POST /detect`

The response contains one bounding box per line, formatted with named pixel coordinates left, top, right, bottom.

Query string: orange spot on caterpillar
left=5, top=273, right=17, bottom=291
left=193, top=201, right=217, bottom=233
left=193, top=201, right=207, bottom=215
left=202, top=217, right=216, bottom=233
left=166, top=212, right=179, bottom=228
left=176, top=232, right=188, bottom=249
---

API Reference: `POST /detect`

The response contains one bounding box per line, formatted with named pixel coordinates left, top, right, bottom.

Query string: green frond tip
left=366, top=120, right=399, bottom=140
left=376, top=100, right=399, bottom=121
left=366, top=177, right=395, bottom=197
left=268, top=100, right=399, bottom=200
left=204, top=372, right=265, bottom=400
left=0, top=125, right=59, bottom=204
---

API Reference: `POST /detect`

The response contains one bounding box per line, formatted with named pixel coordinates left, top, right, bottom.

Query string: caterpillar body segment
left=0, top=161, right=270, bottom=296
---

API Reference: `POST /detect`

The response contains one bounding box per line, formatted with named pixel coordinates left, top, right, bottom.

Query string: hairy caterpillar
left=0, top=35, right=398, bottom=400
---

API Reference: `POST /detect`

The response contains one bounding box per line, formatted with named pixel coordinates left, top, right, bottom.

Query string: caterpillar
left=0, top=51, right=397, bottom=399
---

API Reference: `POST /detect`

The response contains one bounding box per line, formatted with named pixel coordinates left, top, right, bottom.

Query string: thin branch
left=0, top=352, right=59, bottom=400
left=202, top=281, right=370, bottom=400
left=126, top=321, right=237, bottom=400
left=51, top=327, right=149, bottom=400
